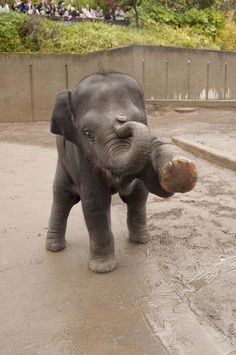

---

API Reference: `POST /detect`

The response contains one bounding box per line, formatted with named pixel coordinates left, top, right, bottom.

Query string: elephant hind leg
left=119, top=179, right=150, bottom=244
left=46, top=161, right=80, bottom=252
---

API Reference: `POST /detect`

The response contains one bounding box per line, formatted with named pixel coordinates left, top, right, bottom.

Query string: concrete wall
left=133, top=45, right=236, bottom=100
left=1, top=45, right=236, bottom=123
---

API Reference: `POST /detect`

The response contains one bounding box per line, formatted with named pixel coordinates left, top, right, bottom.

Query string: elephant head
left=50, top=73, right=151, bottom=176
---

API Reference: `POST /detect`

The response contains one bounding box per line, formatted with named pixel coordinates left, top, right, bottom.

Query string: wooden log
left=152, top=144, right=197, bottom=194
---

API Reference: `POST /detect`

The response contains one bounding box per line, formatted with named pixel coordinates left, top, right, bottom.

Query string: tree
left=129, top=0, right=141, bottom=27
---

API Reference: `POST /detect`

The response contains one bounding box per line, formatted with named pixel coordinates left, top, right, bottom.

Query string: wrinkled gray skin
left=46, top=73, right=173, bottom=273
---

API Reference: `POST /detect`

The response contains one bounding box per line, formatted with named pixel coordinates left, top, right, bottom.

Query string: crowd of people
left=0, top=0, right=126, bottom=23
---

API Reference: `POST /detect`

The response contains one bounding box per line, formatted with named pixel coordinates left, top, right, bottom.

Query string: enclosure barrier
left=1, top=45, right=236, bottom=123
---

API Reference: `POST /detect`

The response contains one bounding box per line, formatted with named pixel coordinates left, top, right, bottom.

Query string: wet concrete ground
left=0, top=108, right=236, bottom=355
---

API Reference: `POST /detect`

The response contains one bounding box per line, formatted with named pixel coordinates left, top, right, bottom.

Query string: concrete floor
left=0, top=108, right=236, bottom=355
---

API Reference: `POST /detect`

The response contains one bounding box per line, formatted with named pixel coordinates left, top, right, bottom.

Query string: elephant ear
left=50, top=90, right=80, bottom=146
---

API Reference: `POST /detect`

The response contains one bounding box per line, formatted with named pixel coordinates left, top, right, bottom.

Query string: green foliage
left=0, top=12, right=26, bottom=51
left=134, top=0, right=225, bottom=39
left=181, top=8, right=225, bottom=37
left=18, top=15, right=56, bottom=51
left=191, top=0, right=218, bottom=10
left=74, top=0, right=97, bottom=10
left=218, top=22, right=236, bottom=50
left=139, top=1, right=175, bottom=25
left=0, top=2, right=234, bottom=54
left=0, top=11, right=221, bottom=53
left=157, top=0, right=218, bottom=10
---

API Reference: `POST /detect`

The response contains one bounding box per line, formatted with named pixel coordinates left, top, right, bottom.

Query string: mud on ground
left=0, top=108, right=235, bottom=355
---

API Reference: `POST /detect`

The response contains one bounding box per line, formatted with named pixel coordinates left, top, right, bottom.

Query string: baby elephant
left=46, top=72, right=197, bottom=273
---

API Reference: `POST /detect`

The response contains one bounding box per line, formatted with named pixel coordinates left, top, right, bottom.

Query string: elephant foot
left=160, top=157, right=197, bottom=194
left=88, top=255, right=117, bottom=274
left=46, top=236, right=66, bottom=252
left=129, top=229, right=151, bottom=244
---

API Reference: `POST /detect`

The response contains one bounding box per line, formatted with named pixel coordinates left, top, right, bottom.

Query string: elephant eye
left=83, top=128, right=95, bottom=142
left=83, top=128, right=90, bottom=136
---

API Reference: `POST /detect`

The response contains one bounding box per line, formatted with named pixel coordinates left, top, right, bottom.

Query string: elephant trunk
left=100, top=121, right=151, bottom=176
left=140, top=139, right=197, bottom=196
left=151, top=140, right=198, bottom=194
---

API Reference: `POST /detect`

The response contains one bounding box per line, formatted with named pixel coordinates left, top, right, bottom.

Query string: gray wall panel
left=1, top=46, right=236, bottom=123
left=0, top=55, right=32, bottom=122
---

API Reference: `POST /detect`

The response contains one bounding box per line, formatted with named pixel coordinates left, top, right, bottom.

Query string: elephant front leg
left=81, top=179, right=117, bottom=273
left=120, top=179, right=150, bottom=244
left=84, top=210, right=116, bottom=273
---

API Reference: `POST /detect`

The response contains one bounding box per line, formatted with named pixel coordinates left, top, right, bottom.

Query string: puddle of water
left=190, top=278, right=208, bottom=291
left=188, top=253, right=236, bottom=292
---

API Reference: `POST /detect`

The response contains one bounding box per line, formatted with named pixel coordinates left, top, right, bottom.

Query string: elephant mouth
left=100, top=167, right=121, bottom=188
left=98, top=121, right=151, bottom=177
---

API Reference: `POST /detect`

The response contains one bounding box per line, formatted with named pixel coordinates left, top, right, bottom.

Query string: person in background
left=0, top=0, right=10, bottom=12
left=114, top=5, right=125, bottom=21
left=82, top=3, right=92, bottom=19
left=19, top=0, right=30, bottom=13
left=95, top=6, right=103, bottom=20
left=79, top=7, right=84, bottom=18
left=104, top=7, right=113, bottom=21
left=27, top=0, right=38, bottom=14
left=63, top=8, right=69, bottom=18
left=57, top=1, right=66, bottom=16
left=49, top=0, right=57, bottom=15
left=36, top=0, right=50, bottom=15
left=67, top=0, right=78, bottom=18
left=12, top=0, right=21, bottom=11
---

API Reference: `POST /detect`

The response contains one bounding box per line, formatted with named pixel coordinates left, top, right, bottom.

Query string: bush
left=218, top=22, right=236, bottom=50
left=139, top=1, right=175, bottom=25
left=128, top=0, right=225, bottom=40
left=0, top=12, right=26, bottom=52
left=18, top=15, right=57, bottom=51
left=181, top=8, right=225, bottom=37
